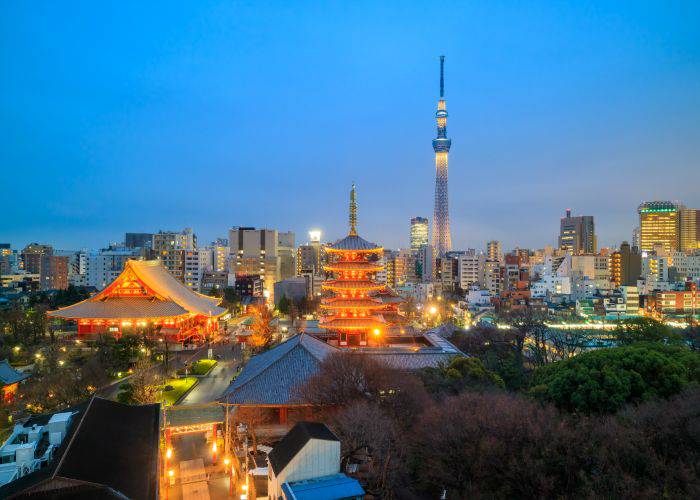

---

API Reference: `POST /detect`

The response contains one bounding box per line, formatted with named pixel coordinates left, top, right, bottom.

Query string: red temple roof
left=48, top=260, right=226, bottom=320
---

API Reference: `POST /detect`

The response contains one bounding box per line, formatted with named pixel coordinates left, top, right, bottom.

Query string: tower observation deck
left=432, top=55, right=452, bottom=257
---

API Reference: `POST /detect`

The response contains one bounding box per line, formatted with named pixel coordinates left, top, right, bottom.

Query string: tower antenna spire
left=349, top=183, right=358, bottom=236
left=439, top=55, right=445, bottom=98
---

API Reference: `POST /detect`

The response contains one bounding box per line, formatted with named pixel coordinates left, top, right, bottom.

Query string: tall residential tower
left=432, top=55, right=452, bottom=257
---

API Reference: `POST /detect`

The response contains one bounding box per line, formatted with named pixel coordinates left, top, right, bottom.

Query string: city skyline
left=2, top=1, right=699, bottom=250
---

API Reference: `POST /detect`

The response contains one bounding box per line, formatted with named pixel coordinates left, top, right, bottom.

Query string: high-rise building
left=456, top=251, right=486, bottom=290
left=417, top=245, right=435, bottom=282
left=124, top=233, right=153, bottom=249
left=184, top=249, right=212, bottom=291
left=297, top=231, right=323, bottom=275
left=151, top=228, right=196, bottom=282
left=410, top=217, right=429, bottom=251
left=486, top=240, right=503, bottom=263
left=484, top=259, right=503, bottom=296
left=21, top=244, right=53, bottom=274
left=558, top=209, right=596, bottom=254
left=638, top=201, right=681, bottom=253
left=431, top=56, right=452, bottom=257
left=278, top=231, right=296, bottom=282
left=19, top=244, right=68, bottom=290
left=680, top=208, right=700, bottom=253
left=228, top=227, right=293, bottom=298
left=87, top=246, right=142, bottom=289
left=610, top=241, right=642, bottom=287
left=206, top=240, right=229, bottom=273
left=1, top=244, right=20, bottom=276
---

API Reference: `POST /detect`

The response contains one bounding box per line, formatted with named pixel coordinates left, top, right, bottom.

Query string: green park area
left=177, top=358, right=217, bottom=376
left=159, top=377, right=198, bottom=406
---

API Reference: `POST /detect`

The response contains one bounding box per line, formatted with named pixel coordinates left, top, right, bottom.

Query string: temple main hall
left=48, top=260, right=227, bottom=343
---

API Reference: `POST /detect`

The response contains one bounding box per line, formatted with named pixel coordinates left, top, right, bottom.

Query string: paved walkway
left=179, top=343, right=242, bottom=404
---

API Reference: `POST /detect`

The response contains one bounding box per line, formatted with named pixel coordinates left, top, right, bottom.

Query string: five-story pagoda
left=321, top=185, right=386, bottom=347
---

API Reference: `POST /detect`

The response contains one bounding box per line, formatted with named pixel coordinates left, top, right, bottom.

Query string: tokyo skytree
left=431, top=55, right=452, bottom=257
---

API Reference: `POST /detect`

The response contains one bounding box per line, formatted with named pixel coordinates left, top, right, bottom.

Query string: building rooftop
left=219, top=331, right=463, bottom=406
left=281, top=473, right=365, bottom=500
left=0, top=397, right=160, bottom=499
left=219, top=334, right=335, bottom=405
left=0, top=360, right=29, bottom=386
left=268, top=421, right=339, bottom=475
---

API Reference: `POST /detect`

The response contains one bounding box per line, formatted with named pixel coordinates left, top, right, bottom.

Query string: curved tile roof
left=326, top=235, right=381, bottom=252
left=48, top=297, right=188, bottom=319
left=319, top=317, right=385, bottom=329
left=219, top=334, right=336, bottom=405
left=323, top=261, right=383, bottom=272
left=48, top=260, right=226, bottom=319
left=319, top=299, right=384, bottom=309
left=322, top=280, right=384, bottom=290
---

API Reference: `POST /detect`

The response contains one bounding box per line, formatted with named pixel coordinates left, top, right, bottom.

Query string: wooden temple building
left=47, top=260, right=227, bottom=343
left=320, top=185, right=405, bottom=347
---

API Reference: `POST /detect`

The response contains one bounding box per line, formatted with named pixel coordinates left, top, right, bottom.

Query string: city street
left=179, top=342, right=242, bottom=404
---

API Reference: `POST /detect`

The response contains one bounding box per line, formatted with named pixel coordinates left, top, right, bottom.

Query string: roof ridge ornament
left=349, top=183, right=358, bottom=236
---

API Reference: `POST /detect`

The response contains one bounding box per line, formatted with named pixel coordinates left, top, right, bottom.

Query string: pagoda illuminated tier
left=320, top=185, right=390, bottom=347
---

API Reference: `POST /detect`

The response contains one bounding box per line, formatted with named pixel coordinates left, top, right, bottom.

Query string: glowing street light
left=373, top=328, right=380, bottom=336
left=429, top=306, right=437, bottom=315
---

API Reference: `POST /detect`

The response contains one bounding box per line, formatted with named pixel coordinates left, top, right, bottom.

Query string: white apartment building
left=456, top=252, right=485, bottom=290
left=87, top=247, right=141, bottom=290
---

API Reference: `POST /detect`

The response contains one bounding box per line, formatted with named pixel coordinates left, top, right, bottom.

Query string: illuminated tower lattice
left=432, top=55, right=452, bottom=257
left=320, top=185, right=386, bottom=347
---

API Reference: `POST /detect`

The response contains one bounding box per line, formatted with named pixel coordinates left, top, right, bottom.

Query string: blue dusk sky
left=1, top=1, right=699, bottom=251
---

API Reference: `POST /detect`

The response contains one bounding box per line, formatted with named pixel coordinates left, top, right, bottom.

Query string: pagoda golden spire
left=349, top=183, right=358, bottom=236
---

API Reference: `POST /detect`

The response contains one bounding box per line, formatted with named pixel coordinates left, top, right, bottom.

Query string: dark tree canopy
left=531, top=342, right=700, bottom=413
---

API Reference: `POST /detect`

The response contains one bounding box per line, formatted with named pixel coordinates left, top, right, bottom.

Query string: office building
left=558, top=209, right=596, bottom=254
left=296, top=231, right=323, bottom=275
left=410, top=217, right=429, bottom=250
left=278, top=231, right=296, bottom=282
left=680, top=208, right=700, bottom=252
left=610, top=241, right=642, bottom=287
left=229, top=227, right=293, bottom=298
left=638, top=201, right=681, bottom=253
left=124, top=233, right=153, bottom=249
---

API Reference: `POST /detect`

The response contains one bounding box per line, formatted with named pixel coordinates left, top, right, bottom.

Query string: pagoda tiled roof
left=323, top=261, right=383, bottom=272
left=320, top=299, right=384, bottom=309
left=322, top=280, right=384, bottom=290
left=48, top=260, right=226, bottom=320
left=326, top=234, right=381, bottom=252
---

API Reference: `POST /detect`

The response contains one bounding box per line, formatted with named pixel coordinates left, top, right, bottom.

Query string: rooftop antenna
left=439, top=55, right=445, bottom=98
